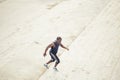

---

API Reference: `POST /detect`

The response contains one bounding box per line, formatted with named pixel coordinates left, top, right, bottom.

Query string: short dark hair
left=56, top=37, right=62, bottom=40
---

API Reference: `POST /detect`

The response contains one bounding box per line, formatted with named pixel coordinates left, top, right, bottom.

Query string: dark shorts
left=49, top=52, right=60, bottom=64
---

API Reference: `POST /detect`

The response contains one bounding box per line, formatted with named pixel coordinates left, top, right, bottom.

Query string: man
left=43, top=37, right=69, bottom=71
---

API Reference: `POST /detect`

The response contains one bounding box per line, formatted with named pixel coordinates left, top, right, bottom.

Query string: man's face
left=57, top=39, right=62, bottom=44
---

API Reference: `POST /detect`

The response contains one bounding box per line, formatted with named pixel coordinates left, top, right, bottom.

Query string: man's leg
left=54, top=55, right=60, bottom=71
left=44, top=53, right=55, bottom=69
left=49, top=53, right=60, bottom=70
left=44, top=60, right=54, bottom=69
left=54, top=62, right=58, bottom=67
left=47, top=52, right=55, bottom=64
left=54, top=61, right=60, bottom=68
left=46, top=60, right=54, bottom=64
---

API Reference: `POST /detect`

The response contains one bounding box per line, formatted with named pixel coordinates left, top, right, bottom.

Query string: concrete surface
left=0, top=0, right=120, bottom=80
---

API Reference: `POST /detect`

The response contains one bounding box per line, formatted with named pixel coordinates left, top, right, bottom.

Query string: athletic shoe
left=44, top=64, right=49, bottom=69
left=53, top=67, right=58, bottom=71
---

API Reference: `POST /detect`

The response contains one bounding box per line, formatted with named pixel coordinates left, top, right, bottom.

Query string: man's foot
left=44, top=64, right=49, bottom=69
left=53, top=67, right=58, bottom=71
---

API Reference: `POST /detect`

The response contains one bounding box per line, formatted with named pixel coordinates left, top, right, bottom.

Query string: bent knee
left=51, top=59, right=55, bottom=62
left=56, top=60, right=60, bottom=64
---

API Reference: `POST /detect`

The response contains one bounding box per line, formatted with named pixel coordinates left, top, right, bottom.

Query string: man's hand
left=60, top=44, right=69, bottom=51
left=43, top=52, right=47, bottom=57
left=66, top=48, right=69, bottom=51
left=65, top=47, right=69, bottom=51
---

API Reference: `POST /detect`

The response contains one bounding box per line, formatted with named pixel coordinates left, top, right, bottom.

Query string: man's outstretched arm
left=43, top=43, right=54, bottom=57
left=60, top=44, right=69, bottom=51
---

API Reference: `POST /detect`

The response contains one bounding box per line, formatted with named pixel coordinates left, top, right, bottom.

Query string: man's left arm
left=60, top=44, right=69, bottom=51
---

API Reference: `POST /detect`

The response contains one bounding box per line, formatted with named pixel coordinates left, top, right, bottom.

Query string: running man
left=43, top=37, right=69, bottom=71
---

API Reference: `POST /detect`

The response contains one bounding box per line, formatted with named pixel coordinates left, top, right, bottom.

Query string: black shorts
left=49, top=52, right=60, bottom=63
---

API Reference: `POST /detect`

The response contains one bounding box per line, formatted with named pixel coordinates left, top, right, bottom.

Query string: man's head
left=56, top=37, right=62, bottom=44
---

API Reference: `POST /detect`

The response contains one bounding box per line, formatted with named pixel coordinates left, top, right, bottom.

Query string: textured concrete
left=0, top=0, right=120, bottom=80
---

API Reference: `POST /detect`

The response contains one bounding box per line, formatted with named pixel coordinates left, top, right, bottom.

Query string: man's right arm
left=43, top=43, right=54, bottom=57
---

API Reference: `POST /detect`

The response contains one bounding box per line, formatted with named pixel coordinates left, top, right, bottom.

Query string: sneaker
left=53, top=67, right=58, bottom=71
left=44, top=64, right=49, bottom=69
